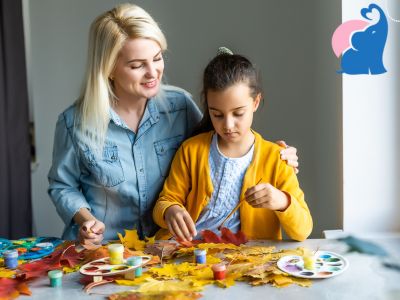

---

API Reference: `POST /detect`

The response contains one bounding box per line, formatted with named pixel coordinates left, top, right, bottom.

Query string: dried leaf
left=118, top=230, right=145, bottom=251
left=108, top=290, right=202, bottom=300
left=201, top=228, right=248, bottom=246
left=0, top=268, right=16, bottom=279
left=137, top=278, right=202, bottom=293
left=115, top=273, right=151, bottom=286
left=0, top=278, right=31, bottom=299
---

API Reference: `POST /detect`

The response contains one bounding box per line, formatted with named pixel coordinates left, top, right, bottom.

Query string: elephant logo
left=332, top=3, right=388, bottom=75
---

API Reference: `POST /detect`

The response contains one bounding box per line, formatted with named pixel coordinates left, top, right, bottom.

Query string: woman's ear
left=253, top=93, right=262, bottom=112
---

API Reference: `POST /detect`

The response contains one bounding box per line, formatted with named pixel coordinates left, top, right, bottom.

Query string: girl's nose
left=223, top=116, right=234, bottom=130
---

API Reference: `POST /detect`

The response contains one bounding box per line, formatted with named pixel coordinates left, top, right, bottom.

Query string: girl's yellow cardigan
left=153, top=131, right=313, bottom=241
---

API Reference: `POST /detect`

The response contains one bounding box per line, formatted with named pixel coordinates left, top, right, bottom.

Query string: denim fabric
left=48, top=86, right=202, bottom=240
left=195, top=134, right=254, bottom=237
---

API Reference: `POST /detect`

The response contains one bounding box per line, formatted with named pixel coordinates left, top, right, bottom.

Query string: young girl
left=153, top=48, right=312, bottom=242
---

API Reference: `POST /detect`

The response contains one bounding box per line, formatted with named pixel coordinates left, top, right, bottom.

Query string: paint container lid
left=127, top=256, right=143, bottom=266
left=212, top=263, right=226, bottom=272
left=36, top=242, right=54, bottom=249
left=194, top=249, right=207, bottom=256
left=3, top=250, right=18, bottom=258
left=48, top=270, right=63, bottom=279
left=107, top=243, right=124, bottom=252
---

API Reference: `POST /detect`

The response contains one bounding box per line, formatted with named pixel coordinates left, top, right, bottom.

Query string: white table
left=27, top=238, right=400, bottom=300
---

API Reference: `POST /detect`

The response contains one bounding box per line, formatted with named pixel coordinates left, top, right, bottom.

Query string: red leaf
left=201, top=230, right=223, bottom=244
left=0, top=278, right=32, bottom=299
left=60, top=244, right=84, bottom=267
left=220, top=227, right=248, bottom=246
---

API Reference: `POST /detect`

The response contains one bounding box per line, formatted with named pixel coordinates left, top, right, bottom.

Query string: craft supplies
left=3, top=250, right=18, bottom=269
left=108, top=244, right=124, bottom=265
left=194, top=249, right=207, bottom=264
left=212, top=263, right=226, bottom=280
left=48, top=270, right=63, bottom=287
left=277, top=250, right=349, bottom=279
left=79, top=256, right=152, bottom=277
left=127, top=256, right=143, bottom=277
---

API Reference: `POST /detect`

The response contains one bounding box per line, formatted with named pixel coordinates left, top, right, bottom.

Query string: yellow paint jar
left=108, top=243, right=124, bottom=265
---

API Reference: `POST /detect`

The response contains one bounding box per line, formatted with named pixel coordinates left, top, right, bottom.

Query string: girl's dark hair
left=192, top=53, right=263, bottom=136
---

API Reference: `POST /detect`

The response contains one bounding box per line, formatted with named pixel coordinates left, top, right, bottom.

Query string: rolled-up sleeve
left=48, top=113, right=90, bottom=226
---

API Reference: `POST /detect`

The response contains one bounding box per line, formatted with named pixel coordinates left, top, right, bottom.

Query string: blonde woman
left=48, top=3, right=299, bottom=246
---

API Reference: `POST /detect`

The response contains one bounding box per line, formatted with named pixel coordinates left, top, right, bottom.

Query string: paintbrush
left=218, top=177, right=263, bottom=230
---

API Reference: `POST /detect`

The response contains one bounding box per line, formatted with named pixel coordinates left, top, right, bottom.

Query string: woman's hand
left=164, top=205, right=197, bottom=242
left=276, top=140, right=299, bottom=174
left=78, top=219, right=105, bottom=246
left=245, top=182, right=290, bottom=211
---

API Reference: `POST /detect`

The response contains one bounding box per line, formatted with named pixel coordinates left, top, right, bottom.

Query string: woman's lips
left=142, top=80, right=157, bottom=88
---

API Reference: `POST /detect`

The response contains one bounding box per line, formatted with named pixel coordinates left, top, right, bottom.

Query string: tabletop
left=25, top=238, right=400, bottom=300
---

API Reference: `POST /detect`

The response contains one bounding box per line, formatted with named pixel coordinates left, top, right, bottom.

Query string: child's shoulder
left=254, top=131, right=284, bottom=156
left=181, top=131, right=212, bottom=149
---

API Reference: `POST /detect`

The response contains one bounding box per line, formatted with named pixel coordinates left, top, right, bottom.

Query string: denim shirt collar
left=109, top=98, right=160, bottom=129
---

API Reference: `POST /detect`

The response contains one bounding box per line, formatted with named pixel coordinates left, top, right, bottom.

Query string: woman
left=48, top=3, right=299, bottom=246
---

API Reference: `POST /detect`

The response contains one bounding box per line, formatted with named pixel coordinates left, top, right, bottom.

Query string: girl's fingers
left=183, top=214, right=197, bottom=237
left=276, top=140, right=288, bottom=148
left=170, top=219, right=186, bottom=241
left=91, top=222, right=105, bottom=234
left=176, top=216, right=192, bottom=241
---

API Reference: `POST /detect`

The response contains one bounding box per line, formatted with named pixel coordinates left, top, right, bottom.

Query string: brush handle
left=218, top=177, right=263, bottom=230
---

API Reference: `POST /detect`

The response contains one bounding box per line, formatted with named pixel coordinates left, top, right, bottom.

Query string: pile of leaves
left=108, top=229, right=312, bottom=300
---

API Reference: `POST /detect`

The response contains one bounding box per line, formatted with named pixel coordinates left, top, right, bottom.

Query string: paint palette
left=0, top=237, right=63, bottom=260
left=79, top=256, right=152, bottom=276
left=277, top=250, right=349, bottom=279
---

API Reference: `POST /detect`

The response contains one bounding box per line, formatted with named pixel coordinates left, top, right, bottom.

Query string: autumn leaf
left=136, top=278, right=203, bottom=293
left=0, top=278, right=31, bottom=299
left=108, top=290, right=202, bottom=300
left=118, top=229, right=145, bottom=251
left=220, top=228, right=248, bottom=246
left=115, top=273, right=152, bottom=286
left=0, top=267, right=16, bottom=279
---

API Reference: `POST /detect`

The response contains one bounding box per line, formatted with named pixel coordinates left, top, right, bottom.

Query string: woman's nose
left=145, top=63, right=157, bottom=78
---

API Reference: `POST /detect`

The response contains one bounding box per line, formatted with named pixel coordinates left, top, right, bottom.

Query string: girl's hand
left=78, top=219, right=105, bottom=246
left=164, top=205, right=197, bottom=241
left=245, top=182, right=290, bottom=211
left=276, top=140, right=299, bottom=174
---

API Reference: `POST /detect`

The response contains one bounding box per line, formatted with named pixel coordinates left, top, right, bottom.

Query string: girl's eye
left=213, top=115, right=223, bottom=118
left=234, top=113, right=244, bottom=117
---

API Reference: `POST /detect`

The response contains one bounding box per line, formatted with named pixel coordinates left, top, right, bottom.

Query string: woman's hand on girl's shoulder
left=164, top=205, right=197, bottom=242
left=276, top=140, right=299, bottom=174
left=78, top=219, right=105, bottom=246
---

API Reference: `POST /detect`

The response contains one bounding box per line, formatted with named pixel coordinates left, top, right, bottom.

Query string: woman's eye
left=154, top=56, right=163, bottom=62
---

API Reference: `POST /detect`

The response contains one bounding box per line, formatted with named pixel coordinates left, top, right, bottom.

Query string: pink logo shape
left=331, top=20, right=369, bottom=57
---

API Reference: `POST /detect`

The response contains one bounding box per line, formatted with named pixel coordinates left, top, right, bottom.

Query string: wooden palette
left=79, top=256, right=152, bottom=276
left=277, top=250, right=349, bottom=279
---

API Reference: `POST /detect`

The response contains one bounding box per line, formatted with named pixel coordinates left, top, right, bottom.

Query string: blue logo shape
left=339, top=3, right=388, bottom=75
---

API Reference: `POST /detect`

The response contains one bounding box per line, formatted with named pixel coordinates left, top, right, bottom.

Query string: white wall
left=342, top=0, right=400, bottom=236
left=25, top=0, right=342, bottom=238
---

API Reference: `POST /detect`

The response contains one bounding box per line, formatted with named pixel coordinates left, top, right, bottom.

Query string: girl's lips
left=141, top=80, right=157, bottom=88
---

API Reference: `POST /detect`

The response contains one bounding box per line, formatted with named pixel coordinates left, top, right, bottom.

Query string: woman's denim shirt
left=48, top=86, right=202, bottom=240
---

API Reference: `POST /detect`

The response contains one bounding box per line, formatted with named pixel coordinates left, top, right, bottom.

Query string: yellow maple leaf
left=63, top=265, right=80, bottom=274
left=137, top=278, right=203, bottom=293
left=149, top=262, right=193, bottom=279
left=118, top=229, right=145, bottom=251
left=145, top=236, right=156, bottom=245
left=115, top=273, right=151, bottom=286
left=0, top=267, right=16, bottom=278
left=109, top=290, right=202, bottom=300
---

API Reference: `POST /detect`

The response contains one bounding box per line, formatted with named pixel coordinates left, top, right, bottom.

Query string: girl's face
left=207, top=82, right=261, bottom=146
left=111, top=38, right=164, bottom=102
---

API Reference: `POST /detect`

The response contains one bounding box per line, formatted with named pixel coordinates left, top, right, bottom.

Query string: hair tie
left=217, top=46, right=233, bottom=56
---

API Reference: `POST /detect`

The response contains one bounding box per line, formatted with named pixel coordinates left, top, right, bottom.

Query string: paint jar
left=194, top=249, right=207, bottom=264
left=127, top=256, right=143, bottom=277
left=212, top=263, right=226, bottom=280
left=108, top=244, right=124, bottom=265
left=303, top=255, right=315, bottom=270
left=3, top=250, right=18, bottom=269
left=48, top=270, right=63, bottom=287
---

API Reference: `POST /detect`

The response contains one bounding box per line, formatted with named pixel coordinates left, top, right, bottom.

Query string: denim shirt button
left=139, top=168, right=143, bottom=172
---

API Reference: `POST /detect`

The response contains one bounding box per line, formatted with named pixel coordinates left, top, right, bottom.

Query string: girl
left=153, top=48, right=312, bottom=242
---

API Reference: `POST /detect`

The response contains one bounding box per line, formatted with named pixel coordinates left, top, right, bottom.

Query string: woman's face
left=111, top=38, right=164, bottom=102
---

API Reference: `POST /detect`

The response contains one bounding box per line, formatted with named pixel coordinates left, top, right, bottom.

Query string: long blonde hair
left=76, top=3, right=167, bottom=150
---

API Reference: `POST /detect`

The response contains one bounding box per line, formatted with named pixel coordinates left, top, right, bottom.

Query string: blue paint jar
left=127, top=256, right=143, bottom=277
left=3, top=250, right=18, bottom=269
left=194, top=249, right=207, bottom=264
left=48, top=270, right=63, bottom=287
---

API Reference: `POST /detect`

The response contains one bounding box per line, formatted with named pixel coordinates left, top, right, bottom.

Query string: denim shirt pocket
left=82, top=144, right=125, bottom=187
left=154, top=135, right=183, bottom=177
